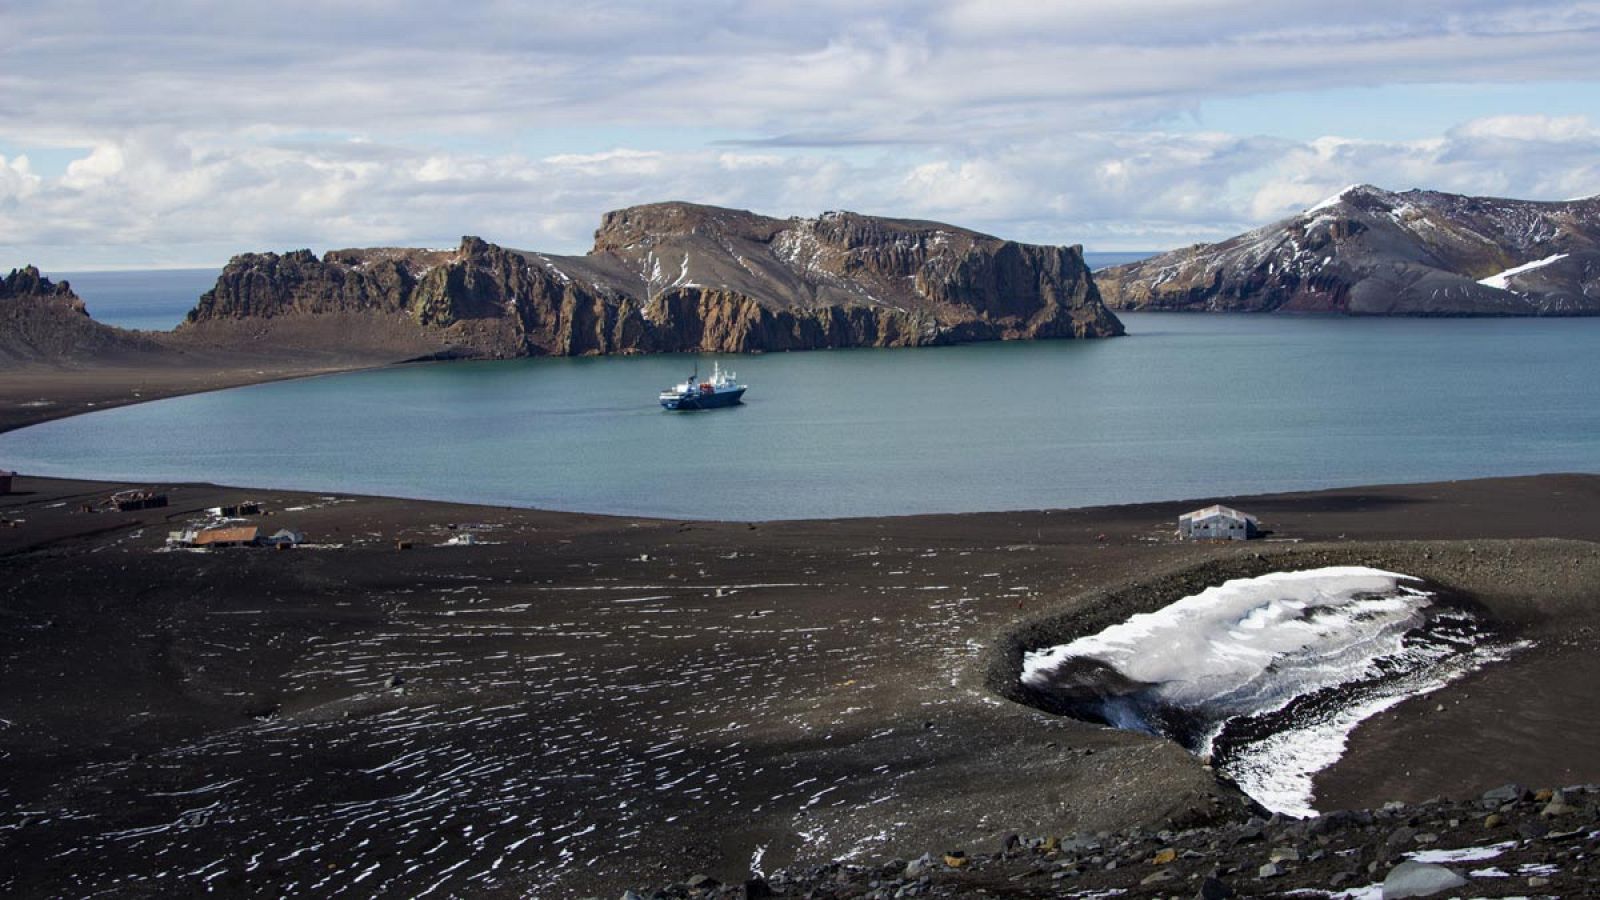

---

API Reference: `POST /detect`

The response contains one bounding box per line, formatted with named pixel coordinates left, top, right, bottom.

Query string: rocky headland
left=0, top=266, right=167, bottom=366
left=176, top=202, right=1123, bottom=358
left=0, top=265, right=416, bottom=435
left=1097, top=185, right=1600, bottom=316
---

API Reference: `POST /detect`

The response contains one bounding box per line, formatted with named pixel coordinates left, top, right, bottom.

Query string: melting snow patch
left=1407, top=840, right=1515, bottom=864
left=1022, top=567, right=1515, bottom=817
left=1478, top=253, right=1568, bottom=290
left=1306, top=184, right=1364, bottom=214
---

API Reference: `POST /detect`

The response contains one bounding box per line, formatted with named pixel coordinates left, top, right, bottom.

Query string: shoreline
left=6, top=352, right=1595, bottom=526
left=0, top=357, right=399, bottom=436
left=3, top=471, right=1598, bottom=895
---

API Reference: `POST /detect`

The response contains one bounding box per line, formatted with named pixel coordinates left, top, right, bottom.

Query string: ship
left=659, top=361, right=747, bottom=410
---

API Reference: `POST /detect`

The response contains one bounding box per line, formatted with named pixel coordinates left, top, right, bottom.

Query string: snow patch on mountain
left=1478, top=253, right=1569, bottom=290
left=1305, top=185, right=1366, bottom=215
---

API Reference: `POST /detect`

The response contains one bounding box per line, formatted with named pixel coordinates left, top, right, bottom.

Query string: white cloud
left=1452, top=114, right=1600, bottom=142
left=1, top=1, right=1599, bottom=266
left=0, top=155, right=43, bottom=203
left=7, top=115, right=1598, bottom=269
left=60, top=144, right=125, bottom=190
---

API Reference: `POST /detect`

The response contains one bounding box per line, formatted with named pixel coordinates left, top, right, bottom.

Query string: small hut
left=1178, top=505, right=1259, bottom=541
left=267, top=529, right=304, bottom=547
left=111, top=489, right=168, bottom=512
left=190, top=525, right=260, bottom=548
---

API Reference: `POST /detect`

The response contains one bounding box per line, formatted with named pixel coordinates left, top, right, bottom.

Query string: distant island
left=177, top=202, right=1124, bottom=359
left=1097, top=185, right=1600, bottom=315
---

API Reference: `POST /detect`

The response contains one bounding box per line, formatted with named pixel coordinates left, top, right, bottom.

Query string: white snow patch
left=1022, top=567, right=1515, bottom=817
left=1406, top=840, right=1515, bottom=864
left=1306, top=184, right=1363, bottom=214
left=1477, top=253, right=1568, bottom=290
left=1021, top=567, right=1425, bottom=704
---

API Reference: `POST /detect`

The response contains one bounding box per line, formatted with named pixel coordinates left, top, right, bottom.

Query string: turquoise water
left=3, top=313, right=1596, bottom=520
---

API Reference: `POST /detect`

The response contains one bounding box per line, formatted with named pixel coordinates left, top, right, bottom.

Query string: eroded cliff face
left=1097, top=186, right=1600, bottom=316
left=178, top=202, right=1123, bottom=358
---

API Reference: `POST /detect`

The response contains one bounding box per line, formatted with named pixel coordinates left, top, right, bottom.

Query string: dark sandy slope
left=2, top=473, right=1597, bottom=896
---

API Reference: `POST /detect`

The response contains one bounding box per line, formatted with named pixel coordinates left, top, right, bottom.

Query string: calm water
left=54, top=268, right=220, bottom=331
left=4, top=313, right=1596, bottom=520
left=47, top=254, right=1149, bottom=334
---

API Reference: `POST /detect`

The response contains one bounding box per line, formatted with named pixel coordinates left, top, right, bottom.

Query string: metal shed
left=1178, top=504, right=1259, bottom=540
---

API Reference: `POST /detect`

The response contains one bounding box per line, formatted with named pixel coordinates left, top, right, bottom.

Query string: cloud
left=6, top=1, right=1597, bottom=142
left=0, top=155, right=43, bottom=204
left=1, top=1, right=1599, bottom=266
left=1451, top=113, right=1600, bottom=142
left=7, top=114, right=1599, bottom=269
left=60, top=144, right=125, bottom=190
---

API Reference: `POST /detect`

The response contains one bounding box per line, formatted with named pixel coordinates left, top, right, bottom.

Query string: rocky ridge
left=630, top=784, right=1600, bottom=899
left=178, top=202, right=1123, bottom=357
left=0, top=266, right=164, bottom=365
left=1097, top=185, right=1600, bottom=315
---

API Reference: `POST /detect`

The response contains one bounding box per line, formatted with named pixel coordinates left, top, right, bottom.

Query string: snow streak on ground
left=2, top=544, right=1022, bottom=896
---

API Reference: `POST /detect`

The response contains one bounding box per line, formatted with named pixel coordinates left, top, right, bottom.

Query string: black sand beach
left=3, top=472, right=1597, bottom=896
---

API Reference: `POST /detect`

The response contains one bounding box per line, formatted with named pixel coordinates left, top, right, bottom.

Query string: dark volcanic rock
left=1097, top=185, right=1600, bottom=316
left=179, top=202, right=1123, bottom=358
left=641, top=788, right=1600, bottom=898
left=0, top=266, right=164, bottom=364
left=2, top=265, right=83, bottom=307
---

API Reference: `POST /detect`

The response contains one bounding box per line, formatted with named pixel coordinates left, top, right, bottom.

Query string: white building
left=1178, top=505, right=1259, bottom=540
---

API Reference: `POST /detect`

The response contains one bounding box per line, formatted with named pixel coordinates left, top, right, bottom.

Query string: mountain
left=0, top=266, right=166, bottom=365
left=177, top=202, right=1123, bottom=357
left=1096, top=185, right=1600, bottom=315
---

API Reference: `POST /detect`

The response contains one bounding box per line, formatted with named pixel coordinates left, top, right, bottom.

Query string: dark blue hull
left=661, top=388, right=745, bottom=410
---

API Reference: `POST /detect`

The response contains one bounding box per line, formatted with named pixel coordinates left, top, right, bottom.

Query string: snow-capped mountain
left=1097, top=185, right=1600, bottom=315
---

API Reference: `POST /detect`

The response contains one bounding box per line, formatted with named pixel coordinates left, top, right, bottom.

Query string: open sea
left=53, top=268, right=221, bottom=331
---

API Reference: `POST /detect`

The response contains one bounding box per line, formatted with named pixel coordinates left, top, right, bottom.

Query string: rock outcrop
left=0, top=266, right=164, bottom=365
left=1097, top=185, right=1600, bottom=315
left=659, top=785, right=1600, bottom=899
left=179, top=202, right=1123, bottom=357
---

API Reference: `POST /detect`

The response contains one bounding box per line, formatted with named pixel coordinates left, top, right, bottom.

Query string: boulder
left=1480, top=783, right=1529, bottom=807
left=902, top=854, right=934, bottom=880
left=1381, top=861, right=1468, bottom=898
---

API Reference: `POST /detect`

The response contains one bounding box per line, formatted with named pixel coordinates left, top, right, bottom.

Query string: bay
left=3, top=313, right=1596, bottom=520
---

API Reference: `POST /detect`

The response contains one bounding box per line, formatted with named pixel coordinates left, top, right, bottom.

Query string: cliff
left=177, top=203, right=1123, bottom=357
left=1097, top=186, right=1600, bottom=315
left=0, top=266, right=165, bottom=365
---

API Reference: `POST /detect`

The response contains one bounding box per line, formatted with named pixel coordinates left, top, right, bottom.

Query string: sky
left=3, top=1, right=1599, bottom=270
